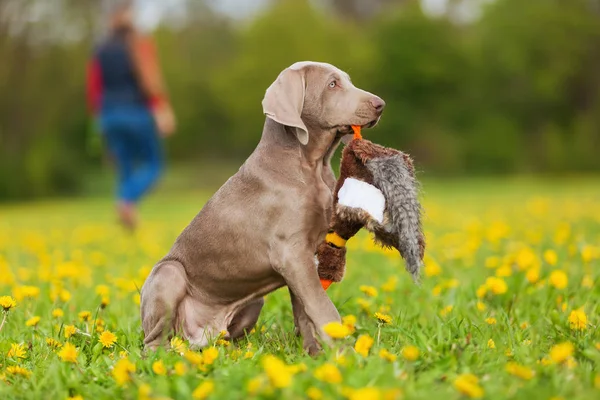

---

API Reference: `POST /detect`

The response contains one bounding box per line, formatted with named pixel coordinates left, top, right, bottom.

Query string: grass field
left=1, top=177, right=599, bottom=399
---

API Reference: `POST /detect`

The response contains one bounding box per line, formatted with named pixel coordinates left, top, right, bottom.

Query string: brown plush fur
left=315, top=242, right=346, bottom=282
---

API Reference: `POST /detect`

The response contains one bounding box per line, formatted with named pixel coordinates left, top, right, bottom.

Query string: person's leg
left=127, top=109, right=163, bottom=202
left=101, top=111, right=137, bottom=229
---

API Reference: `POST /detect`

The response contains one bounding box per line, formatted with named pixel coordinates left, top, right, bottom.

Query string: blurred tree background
left=1, top=0, right=599, bottom=199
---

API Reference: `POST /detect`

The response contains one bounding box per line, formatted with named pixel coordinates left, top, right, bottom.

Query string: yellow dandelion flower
left=347, top=387, right=381, bottom=400
left=485, top=317, right=497, bottom=325
left=476, top=301, right=486, bottom=311
left=543, top=249, right=558, bottom=266
left=101, top=296, right=110, bottom=308
left=46, top=338, right=62, bottom=349
left=582, top=275, right=594, bottom=288
left=25, top=316, right=40, bottom=327
left=244, top=351, right=254, bottom=359
left=152, top=360, right=167, bottom=375
left=52, top=308, right=64, bottom=318
left=487, top=339, right=495, bottom=349
left=594, top=374, right=600, bottom=389
left=506, top=362, right=534, bottom=380
left=99, top=330, right=117, bottom=348
left=307, top=386, right=323, bottom=400
left=0, top=295, right=17, bottom=311
left=505, top=349, right=513, bottom=357
left=357, top=298, right=372, bottom=313
left=520, top=322, right=529, bottom=329
left=192, top=380, right=214, bottom=399
left=185, top=350, right=204, bottom=365
left=516, top=247, right=537, bottom=269
left=374, top=312, right=392, bottom=324
left=424, top=260, right=442, bottom=277
left=342, top=314, right=357, bottom=331
left=549, top=342, right=574, bottom=364
left=432, top=285, right=443, bottom=297
left=262, top=355, right=292, bottom=388
left=323, top=321, right=351, bottom=339
left=174, top=361, right=188, bottom=376
left=247, top=376, right=264, bottom=395
left=401, top=345, right=420, bottom=361
left=496, top=265, right=512, bottom=277
left=64, top=325, right=77, bottom=339
left=359, top=285, right=378, bottom=297
left=568, top=308, right=587, bottom=331
left=526, top=268, right=540, bottom=284
left=7, top=343, right=27, bottom=359
left=354, top=334, right=374, bottom=357
left=78, top=311, right=92, bottom=322
left=170, top=337, right=186, bottom=354
left=485, top=277, right=507, bottom=295
left=383, top=388, right=403, bottom=400
left=202, top=347, right=219, bottom=366
left=485, top=256, right=500, bottom=269
left=58, top=342, right=78, bottom=363
left=67, top=395, right=83, bottom=400
left=381, top=276, right=398, bottom=292
left=453, top=373, right=484, bottom=398
left=549, top=270, right=568, bottom=290
left=138, top=384, right=152, bottom=400
left=440, top=305, right=453, bottom=317
left=379, top=349, right=397, bottom=362
left=581, top=245, right=596, bottom=263
left=6, top=365, right=32, bottom=378
left=112, top=358, right=136, bottom=387
left=215, top=338, right=230, bottom=346
left=476, top=285, right=487, bottom=298
left=313, top=363, right=342, bottom=384
left=335, top=354, right=349, bottom=367
left=566, top=358, right=577, bottom=369
left=95, top=284, right=110, bottom=297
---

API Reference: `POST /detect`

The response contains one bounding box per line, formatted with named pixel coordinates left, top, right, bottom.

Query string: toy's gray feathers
left=366, top=155, right=423, bottom=282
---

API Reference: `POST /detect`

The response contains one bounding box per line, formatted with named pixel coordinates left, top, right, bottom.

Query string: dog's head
left=262, top=61, right=385, bottom=145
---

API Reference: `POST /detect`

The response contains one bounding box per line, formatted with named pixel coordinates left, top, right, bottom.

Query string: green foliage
left=1, top=0, right=600, bottom=199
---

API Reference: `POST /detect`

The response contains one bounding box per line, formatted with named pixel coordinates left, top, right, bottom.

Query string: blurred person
left=86, top=0, right=176, bottom=230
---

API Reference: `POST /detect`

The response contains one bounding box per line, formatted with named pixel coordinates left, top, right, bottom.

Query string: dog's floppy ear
left=262, top=67, right=309, bottom=145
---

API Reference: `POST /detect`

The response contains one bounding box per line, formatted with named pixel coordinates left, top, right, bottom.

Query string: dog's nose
left=370, top=96, right=386, bottom=114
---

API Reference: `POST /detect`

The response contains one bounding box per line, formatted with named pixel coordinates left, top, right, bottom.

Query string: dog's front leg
left=277, top=251, right=341, bottom=351
left=289, top=288, right=320, bottom=355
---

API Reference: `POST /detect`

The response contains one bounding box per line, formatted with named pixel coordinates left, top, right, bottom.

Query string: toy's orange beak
left=320, top=279, right=332, bottom=290
left=351, top=125, right=362, bottom=141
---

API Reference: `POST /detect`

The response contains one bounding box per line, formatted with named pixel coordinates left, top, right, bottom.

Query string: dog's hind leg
left=227, top=297, right=265, bottom=340
left=140, top=260, right=188, bottom=350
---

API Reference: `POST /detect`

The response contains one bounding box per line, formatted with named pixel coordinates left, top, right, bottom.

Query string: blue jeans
left=100, top=105, right=162, bottom=203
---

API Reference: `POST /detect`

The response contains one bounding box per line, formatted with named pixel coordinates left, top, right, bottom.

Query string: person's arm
left=129, top=35, right=176, bottom=136
left=131, top=36, right=164, bottom=104
left=86, top=56, right=103, bottom=116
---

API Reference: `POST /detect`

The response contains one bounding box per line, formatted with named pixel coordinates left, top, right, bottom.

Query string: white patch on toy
left=338, top=178, right=385, bottom=224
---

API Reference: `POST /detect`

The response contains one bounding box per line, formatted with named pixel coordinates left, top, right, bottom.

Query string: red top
left=86, top=58, right=102, bottom=116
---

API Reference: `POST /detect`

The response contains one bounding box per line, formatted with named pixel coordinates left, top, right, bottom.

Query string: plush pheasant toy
left=316, top=126, right=425, bottom=290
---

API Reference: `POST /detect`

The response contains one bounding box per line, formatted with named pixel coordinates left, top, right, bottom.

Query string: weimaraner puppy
left=140, top=61, right=385, bottom=354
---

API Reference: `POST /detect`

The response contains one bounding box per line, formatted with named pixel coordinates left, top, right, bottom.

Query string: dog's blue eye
left=329, top=81, right=336, bottom=88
